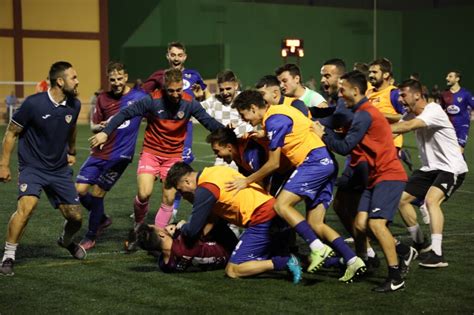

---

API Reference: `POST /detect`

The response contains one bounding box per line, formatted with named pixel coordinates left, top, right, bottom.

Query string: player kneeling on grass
left=133, top=220, right=238, bottom=272
left=166, top=163, right=319, bottom=284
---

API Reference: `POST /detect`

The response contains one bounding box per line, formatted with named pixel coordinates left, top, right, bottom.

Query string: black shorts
left=405, top=170, right=466, bottom=201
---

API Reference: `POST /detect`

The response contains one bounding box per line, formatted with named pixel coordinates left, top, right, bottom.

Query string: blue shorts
left=18, top=166, right=79, bottom=208
left=358, top=180, right=406, bottom=222
left=76, top=156, right=131, bottom=191
left=454, top=125, right=469, bottom=148
left=283, top=148, right=336, bottom=211
left=229, top=221, right=272, bottom=264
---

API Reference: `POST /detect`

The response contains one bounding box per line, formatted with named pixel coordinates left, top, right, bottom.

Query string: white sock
left=367, top=247, right=376, bottom=258
left=347, top=256, right=357, bottom=265
left=3, top=242, right=18, bottom=262
left=431, top=234, right=443, bottom=256
left=407, top=224, right=424, bottom=244
left=309, top=239, right=325, bottom=251
left=172, top=208, right=178, bottom=219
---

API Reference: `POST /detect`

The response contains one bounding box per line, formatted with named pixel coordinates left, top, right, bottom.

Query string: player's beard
left=369, top=77, right=382, bottom=88
left=63, top=84, right=78, bottom=98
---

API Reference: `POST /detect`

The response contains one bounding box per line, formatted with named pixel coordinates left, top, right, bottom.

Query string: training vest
left=198, top=166, right=272, bottom=227
left=366, top=85, right=403, bottom=148
left=262, top=105, right=325, bottom=167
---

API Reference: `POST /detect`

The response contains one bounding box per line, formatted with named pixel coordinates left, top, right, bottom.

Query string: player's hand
left=176, top=220, right=187, bottom=230
left=89, top=132, right=108, bottom=149
left=248, top=130, right=265, bottom=139
left=0, top=165, right=12, bottom=183
left=312, top=121, right=325, bottom=137
left=225, top=176, right=248, bottom=195
left=192, top=84, right=204, bottom=101
left=67, top=154, right=76, bottom=166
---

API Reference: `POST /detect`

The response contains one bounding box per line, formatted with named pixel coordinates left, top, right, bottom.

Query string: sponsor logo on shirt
left=42, top=114, right=51, bottom=119
left=65, top=115, right=72, bottom=123
left=446, top=105, right=460, bottom=115
left=267, top=130, right=274, bottom=140
left=177, top=111, right=185, bottom=119
left=118, top=120, right=130, bottom=129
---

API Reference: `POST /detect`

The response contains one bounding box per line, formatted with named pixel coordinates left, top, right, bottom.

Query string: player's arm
left=317, top=111, right=371, bottom=156
left=291, top=99, right=310, bottom=117
left=142, top=70, right=164, bottom=93
left=226, top=115, right=290, bottom=192
left=310, top=92, right=328, bottom=108
left=66, top=124, right=77, bottom=165
left=180, top=183, right=219, bottom=239
left=90, top=96, right=107, bottom=133
left=0, top=122, right=23, bottom=182
left=89, top=95, right=151, bottom=148
left=391, top=118, right=427, bottom=134
left=191, top=100, right=225, bottom=131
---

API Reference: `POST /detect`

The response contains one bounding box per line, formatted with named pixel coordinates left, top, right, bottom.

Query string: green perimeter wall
left=109, top=1, right=472, bottom=91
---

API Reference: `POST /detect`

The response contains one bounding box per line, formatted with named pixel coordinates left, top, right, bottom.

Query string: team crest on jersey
left=183, top=79, right=191, bottom=91
left=184, top=73, right=192, bottom=78
left=65, top=115, right=72, bottom=123
left=457, top=97, right=463, bottom=103
left=20, top=183, right=27, bottom=192
left=127, top=101, right=134, bottom=106
left=177, top=111, right=185, bottom=119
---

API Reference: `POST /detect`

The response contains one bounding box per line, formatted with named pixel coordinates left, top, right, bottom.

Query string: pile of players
left=0, top=42, right=470, bottom=293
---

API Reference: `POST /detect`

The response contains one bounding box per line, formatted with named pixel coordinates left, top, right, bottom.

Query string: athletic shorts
left=358, top=180, right=406, bottom=222
left=405, top=169, right=466, bottom=201
left=18, top=166, right=79, bottom=208
left=454, top=126, right=469, bottom=148
left=229, top=220, right=272, bottom=264
left=182, top=121, right=195, bottom=164
left=283, top=147, right=336, bottom=211
left=76, top=156, right=131, bottom=191
left=137, top=151, right=182, bottom=180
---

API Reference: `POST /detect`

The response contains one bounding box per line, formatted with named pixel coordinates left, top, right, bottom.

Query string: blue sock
left=173, top=193, right=182, bottom=210
left=331, top=237, right=356, bottom=264
left=271, top=256, right=290, bottom=271
left=86, top=196, right=105, bottom=240
left=323, top=256, right=342, bottom=268
left=79, top=193, right=93, bottom=210
left=294, top=221, right=318, bottom=245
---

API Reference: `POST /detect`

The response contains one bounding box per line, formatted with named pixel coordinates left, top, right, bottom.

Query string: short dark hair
left=369, top=58, right=393, bottom=75
left=398, top=79, right=424, bottom=94
left=165, top=162, right=194, bottom=189
left=232, top=89, right=266, bottom=111
left=353, top=62, right=368, bottom=75
left=164, top=68, right=183, bottom=86
left=275, top=63, right=302, bottom=81
left=255, top=75, right=280, bottom=89
left=168, top=41, right=186, bottom=52
left=340, top=70, right=368, bottom=95
left=49, top=61, right=73, bottom=87
left=323, top=58, right=346, bottom=74
left=448, top=70, right=462, bottom=81
left=106, top=61, right=127, bottom=74
left=217, top=70, right=238, bottom=84
left=135, top=224, right=162, bottom=251
left=206, top=127, right=238, bottom=146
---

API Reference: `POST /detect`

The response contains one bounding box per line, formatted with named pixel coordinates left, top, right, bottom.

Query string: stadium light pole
left=373, top=0, right=377, bottom=59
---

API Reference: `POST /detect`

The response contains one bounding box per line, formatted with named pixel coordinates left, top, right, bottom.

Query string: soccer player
left=75, top=62, right=148, bottom=250
left=0, top=61, right=85, bottom=276
left=275, top=63, right=328, bottom=111
left=166, top=163, right=306, bottom=283
left=142, top=41, right=209, bottom=214
left=134, top=221, right=238, bottom=273
left=89, top=68, right=223, bottom=232
left=440, top=70, right=474, bottom=152
left=313, top=71, right=408, bottom=292
left=230, top=90, right=366, bottom=282
left=366, top=58, right=413, bottom=171
left=255, top=74, right=309, bottom=117
left=201, top=70, right=254, bottom=166
left=393, top=79, right=468, bottom=268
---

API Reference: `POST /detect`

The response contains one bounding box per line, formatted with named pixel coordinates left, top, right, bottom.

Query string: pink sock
left=134, top=196, right=149, bottom=224
left=155, top=204, right=173, bottom=228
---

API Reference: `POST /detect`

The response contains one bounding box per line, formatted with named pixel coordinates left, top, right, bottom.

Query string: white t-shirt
left=299, top=87, right=326, bottom=108
left=200, top=92, right=254, bottom=138
left=408, top=102, right=468, bottom=174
